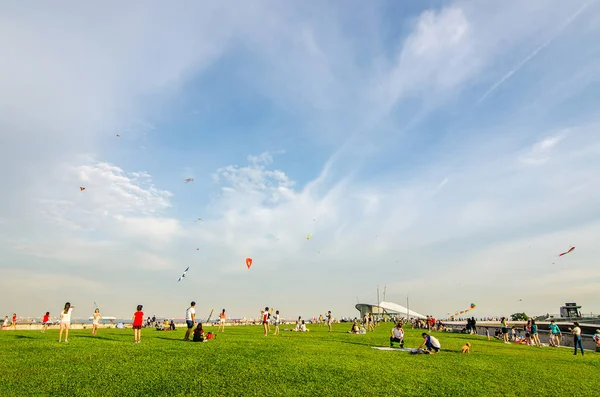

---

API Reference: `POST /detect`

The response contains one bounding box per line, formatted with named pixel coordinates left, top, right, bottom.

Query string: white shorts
left=92, top=321, right=99, bottom=326
left=219, top=319, right=225, bottom=324
left=60, top=321, right=70, bottom=327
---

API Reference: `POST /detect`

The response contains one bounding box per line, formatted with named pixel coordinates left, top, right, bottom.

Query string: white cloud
left=519, top=133, right=566, bottom=165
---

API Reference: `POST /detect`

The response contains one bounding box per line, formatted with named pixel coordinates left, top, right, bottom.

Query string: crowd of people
left=4, top=304, right=600, bottom=356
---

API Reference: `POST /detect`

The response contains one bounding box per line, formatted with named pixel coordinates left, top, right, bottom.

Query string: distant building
left=355, top=301, right=426, bottom=319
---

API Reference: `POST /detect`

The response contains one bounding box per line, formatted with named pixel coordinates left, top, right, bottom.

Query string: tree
left=511, top=312, right=529, bottom=321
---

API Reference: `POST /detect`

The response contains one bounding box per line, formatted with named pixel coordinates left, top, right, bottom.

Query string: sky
left=1, top=0, right=600, bottom=321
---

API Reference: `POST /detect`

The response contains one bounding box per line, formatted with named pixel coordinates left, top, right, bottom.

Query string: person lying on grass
left=418, top=333, right=441, bottom=353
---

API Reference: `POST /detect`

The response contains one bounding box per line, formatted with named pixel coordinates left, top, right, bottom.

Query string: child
left=42, top=312, right=50, bottom=333
left=59, top=302, right=75, bottom=343
left=193, top=323, right=205, bottom=342
left=262, top=307, right=269, bottom=337
left=92, top=308, right=102, bottom=335
left=132, top=305, right=144, bottom=344
left=274, top=310, right=280, bottom=335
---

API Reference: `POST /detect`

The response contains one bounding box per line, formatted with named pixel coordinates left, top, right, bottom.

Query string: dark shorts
left=186, top=320, right=194, bottom=329
left=133, top=325, right=142, bottom=330
left=501, top=328, right=508, bottom=334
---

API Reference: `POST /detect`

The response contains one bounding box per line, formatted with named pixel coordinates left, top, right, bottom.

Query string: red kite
left=559, top=246, right=575, bottom=256
left=246, top=257, right=252, bottom=269
left=79, top=187, right=86, bottom=191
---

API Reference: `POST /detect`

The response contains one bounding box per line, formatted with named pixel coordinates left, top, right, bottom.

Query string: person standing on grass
left=11, top=313, right=17, bottom=330
left=549, top=320, right=562, bottom=347
left=41, top=312, right=50, bottom=333
left=184, top=301, right=196, bottom=341
left=500, top=317, right=510, bottom=344
left=217, top=309, right=226, bottom=333
left=273, top=310, right=280, bottom=335
left=390, top=323, right=404, bottom=348
left=530, top=319, right=541, bottom=347
left=262, top=307, right=269, bottom=336
left=485, top=327, right=490, bottom=341
left=368, top=313, right=375, bottom=332
left=59, top=302, right=75, bottom=343
left=92, top=308, right=102, bottom=335
left=570, top=322, right=584, bottom=356
left=327, top=311, right=333, bottom=332
left=132, top=305, right=144, bottom=344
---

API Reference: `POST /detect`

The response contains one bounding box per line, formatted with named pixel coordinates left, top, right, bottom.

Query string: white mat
left=371, top=347, right=413, bottom=351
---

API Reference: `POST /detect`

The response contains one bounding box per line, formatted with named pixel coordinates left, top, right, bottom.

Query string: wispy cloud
left=477, top=0, right=596, bottom=104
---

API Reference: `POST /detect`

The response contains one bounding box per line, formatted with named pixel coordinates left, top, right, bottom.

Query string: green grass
left=1, top=324, right=598, bottom=396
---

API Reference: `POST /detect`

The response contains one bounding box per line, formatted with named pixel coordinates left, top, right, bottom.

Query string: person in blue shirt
left=549, top=320, right=562, bottom=347
left=530, top=319, right=541, bottom=347
left=418, top=332, right=441, bottom=353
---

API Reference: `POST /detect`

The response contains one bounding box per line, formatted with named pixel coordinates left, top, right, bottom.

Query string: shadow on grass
left=76, top=335, right=118, bottom=342
left=327, top=338, right=373, bottom=348
left=13, top=335, right=35, bottom=339
left=154, top=336, right=189, bottom=342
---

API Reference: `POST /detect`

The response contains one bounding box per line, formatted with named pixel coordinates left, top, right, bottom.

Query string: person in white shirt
left=273, top=310, right=280, bottom=335
left=327, top=311, right=333, bottom=332
left=419, top=332, right=441, bottom=353
left=59, top=302, right=75, bottom=343
left=299, top=320, right=309, bottom=332
left=92, top=309, right=102, bottom=335
left=390, top=323, right=405, bottom=347
left=184, top=301, right=196, bottom=341
left=570, top=322, right=584, bottom=356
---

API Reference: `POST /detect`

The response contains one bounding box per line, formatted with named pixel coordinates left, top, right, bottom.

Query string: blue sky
left=1, top=0, right=600, bottom=321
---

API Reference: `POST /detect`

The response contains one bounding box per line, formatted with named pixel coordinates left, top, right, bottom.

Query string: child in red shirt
left=132, top=305, right=144, bottom=344
left=42, top=312, right=50, bottom=333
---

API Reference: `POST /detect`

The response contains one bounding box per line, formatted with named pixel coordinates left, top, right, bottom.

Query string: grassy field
left=1, top=323, right=597, bottom=396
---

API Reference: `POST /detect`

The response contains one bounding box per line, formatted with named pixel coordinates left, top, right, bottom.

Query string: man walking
left=184, top=301, right=196, bottom=341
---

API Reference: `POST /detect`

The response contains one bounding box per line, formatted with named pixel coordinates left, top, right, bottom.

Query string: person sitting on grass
left=193, top=323, right=205, bottom=342
left=348, top=321, right=360, bottom=334
left=593, top=329, right=600, bottom=347
left=418, top=332, right=441, bottom=353
left=390, top=323, right=405, bottom=348
left=299, top=320, right=309, bottom=332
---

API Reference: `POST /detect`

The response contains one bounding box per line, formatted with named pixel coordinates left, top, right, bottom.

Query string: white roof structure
left=355, top=301, right=426, bottom=319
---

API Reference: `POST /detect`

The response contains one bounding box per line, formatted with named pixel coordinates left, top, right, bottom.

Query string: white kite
left=178, top=266, right=190, bottom=282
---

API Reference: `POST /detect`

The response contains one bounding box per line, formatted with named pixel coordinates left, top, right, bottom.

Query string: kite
left=194, top=218, right=202, bottom=222
left=116, top=134, right=121, bottom=137
left=184, top=178, right=194, bottom=183
left=559, top=246, right=575, bottom=256
left=450, top=303, right=476, bottom=319
left=307, top=234, right=312, bottom=240
left=246, top=258, right=252, bottom=269
left=79, top=187, right=86, bottom=191
left=196, top=248, right=200, bottom=251
left=178, top=266, right=190, bottom=282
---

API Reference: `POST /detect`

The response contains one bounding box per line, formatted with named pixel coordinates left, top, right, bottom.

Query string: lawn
left=0, top=323, right=597, bottom=396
